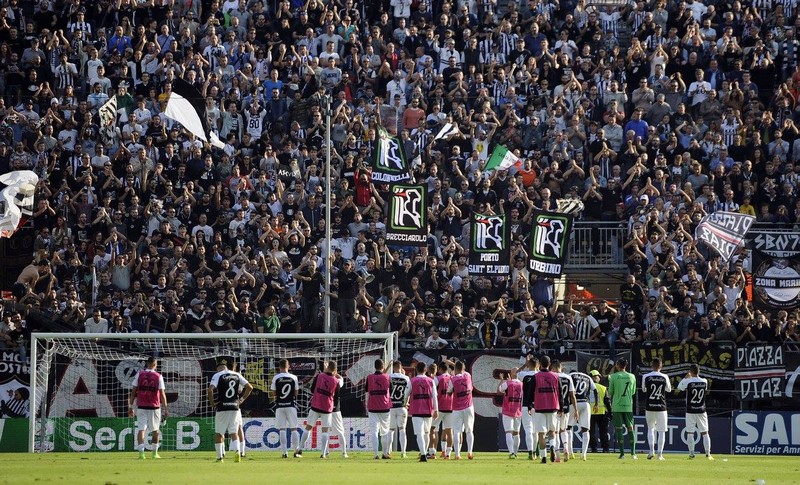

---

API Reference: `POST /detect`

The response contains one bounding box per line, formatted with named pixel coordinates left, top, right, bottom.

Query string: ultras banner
left=468, top=213, right=509, bottom=275
left=385, top=183, right=428, bottom=247
left=528, top=210, right=573, bottom=277
left=750, top=231, right=800, bottom=310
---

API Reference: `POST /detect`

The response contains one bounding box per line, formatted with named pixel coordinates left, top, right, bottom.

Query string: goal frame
left=28, top=332, right=398, bottom=453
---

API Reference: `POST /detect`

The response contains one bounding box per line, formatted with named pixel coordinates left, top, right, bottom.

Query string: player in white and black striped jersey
left=270, top=359, right=300, bottom=458
left=642, top=358, right=672, bottom=461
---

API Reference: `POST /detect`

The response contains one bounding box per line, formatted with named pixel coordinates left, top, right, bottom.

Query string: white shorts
left=569, top=402, right=591, bottom=430
left=502, top=415, right=521, bottom=433
left=646, top=410, right=668, bottom=432
left=557, top=411, right=569, bottom=431
left=369, top=411, right=391, bottom=435
left=412, top=416, right=432, bottom=436
left=276, top=407, right=298, bottom=430
left=390, top=407, right=408, bottom=429
left=330, top=411, right=344, bottom=435
left=452, top=407, right=475, bottom=433
left=521, top=411, right=534, bottom=434
left=534, top=412, right=558, bottom=433
left=432, top=411, right=453, bottom=430
left=136, top=408, right=161, bottom=433
left=306, top=410, right=332, bottom=429
left=685, top=413, right=709, bottom=433
left=215, top=410, right=242, bottom=435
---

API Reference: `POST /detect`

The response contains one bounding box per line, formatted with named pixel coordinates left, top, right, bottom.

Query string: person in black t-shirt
left=294, top=259, right=324, bottom=332
left=334, top=259, right=363, bottom=333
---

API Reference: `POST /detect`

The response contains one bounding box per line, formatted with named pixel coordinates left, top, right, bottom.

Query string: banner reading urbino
left=468, top=213, right=509, bottom=275
left=750, top=231, right=800, bottom=310
left=528, top=210, right=573, bottom=277
left=385, top=183, right=428, bottom=247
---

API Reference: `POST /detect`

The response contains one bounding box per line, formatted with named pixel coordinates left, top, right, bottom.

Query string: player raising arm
left=608, top=358, right=638, bottom=459
left=209, top=360, right=253, bottom=462
left=128, top=357, right=168, bottom=460
left=271, top=359, right=299, bottom=458
left=642, top=357, right=671, bottom=460
left=409, top=361, right=438, bottom=462
left=677, top=364, right=713, bottom=460
left=498, top=367, right=523, bottom=459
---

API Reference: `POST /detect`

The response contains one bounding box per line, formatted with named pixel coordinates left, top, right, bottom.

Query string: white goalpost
left=29, top=332, right=397, bottom=453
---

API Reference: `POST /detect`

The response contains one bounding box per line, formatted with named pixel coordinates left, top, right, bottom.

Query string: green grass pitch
left=0, top=453, right=797, bottom=485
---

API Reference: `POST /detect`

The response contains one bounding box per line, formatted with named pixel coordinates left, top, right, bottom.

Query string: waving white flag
left=0, top=170, right=39, bottom=238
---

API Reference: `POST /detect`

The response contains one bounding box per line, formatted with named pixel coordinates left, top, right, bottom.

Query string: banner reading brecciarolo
left=528, top=210, right=573, bottom=277
left=386, top=183, right=428, bottom=247
left=750, top=231, right=800, bottom=310
left=468, top=213, right=509, bottom=275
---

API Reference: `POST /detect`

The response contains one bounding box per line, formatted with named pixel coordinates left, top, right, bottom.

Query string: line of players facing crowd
left=199, top=355, right=713, bottom=462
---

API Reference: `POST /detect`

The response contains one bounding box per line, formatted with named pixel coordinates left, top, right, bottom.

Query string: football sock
left=337, top=431, right=348, bottom=454
left=506, top=433, right=514, bottom=453
left=152, top=442, right=160, bottom=452
left=657, top=431, right=666, bottom=456
left=616, top=428, right=625, bottom=451
left=298, top=429, right=309, bottom=451
left=279, top=430, right=288, bottom=453
left=417, top=433, right=427, bottom=455
left=291, top=430, right=299, bottom=451
left=231, top=440, right=240, bottom=455
left=440, top=441, right=446, bottom=453
left=630, top=430, right=637, bottom=454
left=215, top=443, right=224, bottom=459
left=561, top=431, right=570, bottom=455
left=702, top=434, right=711, bottom=455
left=648, top=428, right=656, bottom=455
left=466, top=431, right=474, bottom=453
left=320, top=432, right=329, bottom=456
left=688, top=433, right=696, bottom=455
left=387, top=430, right=395, bottom=453
left=513, top=434, right=520, bottom=454
left=398, top=428, right=407, bottom=454
left=453, top=433, right=461, bottom=456
left=372, top=430, right=380, bottom=455
left=582, top=431, right=590, bottom=456
left=381, top=433, right=392, bottom=456
left=137, top=442, right=145, bottom=452
left=553, top=432, right=560, bottom=452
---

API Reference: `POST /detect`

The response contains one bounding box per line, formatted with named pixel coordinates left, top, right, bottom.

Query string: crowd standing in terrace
left=0, top=0, right=799, bottom=365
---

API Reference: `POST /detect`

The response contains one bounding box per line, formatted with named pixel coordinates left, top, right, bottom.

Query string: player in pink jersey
left=529, top=355, right=563, bottom=464
left=409, top=361, right=439, bottom=462
left=432, top=361, right=454, bottom=459
left=498, top=367, right=524, bottom=459
left=365, top=359, right=392, bottom=459
left=295, top=360, right=342, bottom=458
left=447, top=360, right=475, bottom=460
left=128, top=357, right=167, bottom=460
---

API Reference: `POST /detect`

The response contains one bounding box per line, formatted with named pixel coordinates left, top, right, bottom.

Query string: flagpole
left=323, top=94, right=332, bottom=334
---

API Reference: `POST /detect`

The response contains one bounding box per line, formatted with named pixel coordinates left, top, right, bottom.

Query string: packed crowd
left=1, top=0, right=799, bottom=364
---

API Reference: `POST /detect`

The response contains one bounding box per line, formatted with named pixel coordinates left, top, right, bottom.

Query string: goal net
left=29, top=332, right=396, bottom=453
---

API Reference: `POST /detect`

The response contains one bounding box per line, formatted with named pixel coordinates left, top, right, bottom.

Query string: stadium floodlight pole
left=323, top=94, right=332, bottom=334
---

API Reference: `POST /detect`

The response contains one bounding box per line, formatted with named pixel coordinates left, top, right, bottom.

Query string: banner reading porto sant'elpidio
left=528, top=210, right=573, bottom=277
left=750, top=231, right=800, bottom=310
left=386, top=183, right=428, bottom=247
left=468, top=213, right=509, bottom=275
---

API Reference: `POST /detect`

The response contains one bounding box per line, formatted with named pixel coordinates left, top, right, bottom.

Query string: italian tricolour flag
left=485, top=145, right=521, bottom=172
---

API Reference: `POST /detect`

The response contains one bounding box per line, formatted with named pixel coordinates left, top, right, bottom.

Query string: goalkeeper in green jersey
left=607, top=358, right=637, bottom=459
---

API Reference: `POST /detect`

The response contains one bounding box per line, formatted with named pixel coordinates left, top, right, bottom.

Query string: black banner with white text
left=528, top=210, right=573, bottom=277
left=468, top=213, right=509, bottom=275
left=386, top=184, right=428, bottom=247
